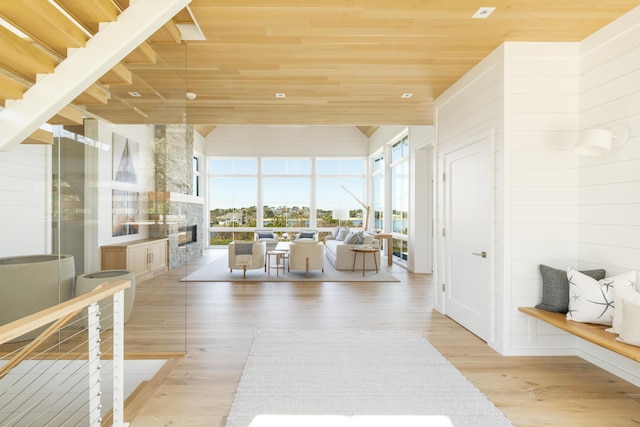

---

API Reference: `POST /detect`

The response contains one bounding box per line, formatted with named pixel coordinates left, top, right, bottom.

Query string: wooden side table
left=373, top=233, right=393, bottom=266
left=267, top=250, right=288, bottom=277
left=351, top=247, right=379, bottom=276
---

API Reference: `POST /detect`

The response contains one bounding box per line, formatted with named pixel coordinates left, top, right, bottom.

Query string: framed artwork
left=112, top=133, right=138, bottom=183
left=112, top=190, right=140, bottom=237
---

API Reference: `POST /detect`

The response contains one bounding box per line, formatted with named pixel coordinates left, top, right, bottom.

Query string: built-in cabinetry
left=100, top=238, right=168, bottom=283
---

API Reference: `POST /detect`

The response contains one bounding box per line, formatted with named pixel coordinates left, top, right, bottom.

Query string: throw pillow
left=616, top=296, right=640, bottom=347
left=335, top=227, right=350, bottom=241
left=566, top=269, right=636, bottom=325
left=536, top=265, right=606, bottom=313
left=607, top=276, right=640, bottom=334
left=343, top=231, right=364, bottom=244
left=299, top=231, right=315, bottom=239
left=332, top=226, right=340, bottom=239
left=257, top=232, right=274, bottom=239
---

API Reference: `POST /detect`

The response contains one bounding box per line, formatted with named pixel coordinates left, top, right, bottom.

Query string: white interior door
left=443, top=134, right=492, bottom=341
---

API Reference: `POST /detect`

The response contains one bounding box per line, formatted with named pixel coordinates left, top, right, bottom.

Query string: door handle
left=472, top=251, right=487, bottom=258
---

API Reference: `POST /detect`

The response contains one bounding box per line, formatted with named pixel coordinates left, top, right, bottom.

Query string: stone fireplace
left=148, top=125, right=204, bottom=269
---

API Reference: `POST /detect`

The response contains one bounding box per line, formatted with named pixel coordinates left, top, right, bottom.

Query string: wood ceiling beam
left=0, top=0, right=88, bottom=58
left=0, top=26, right=57, bottom=82
left=124, top=42, right=157, bottom=64
left=53, top=0, right=121, bottom=35
left=99, top=62, right=133, bottom=85
left=48, top=105, right=84, bottom=125
left=149, top=20, right=182, bottom=44
left=0, top=0, right=191, bottom=151
left=73, top=84, right=110, bottom=106
left=0, top=74, right=27, bottom=104
left=21, top=128, right=53, bottom=145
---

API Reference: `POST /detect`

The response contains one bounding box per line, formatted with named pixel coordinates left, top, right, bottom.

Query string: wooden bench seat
left=518, top=307, right=640, bottom=363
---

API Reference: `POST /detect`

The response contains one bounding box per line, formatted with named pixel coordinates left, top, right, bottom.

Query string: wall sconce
left=573, top=125, right=630, bottom=156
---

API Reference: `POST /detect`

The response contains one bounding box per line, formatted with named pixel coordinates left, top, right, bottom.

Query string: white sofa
left=324, top=229, right=380, bottom=271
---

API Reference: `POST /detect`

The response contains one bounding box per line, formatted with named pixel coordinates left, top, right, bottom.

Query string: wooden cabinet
left=101, top=238, right=168, bottom=283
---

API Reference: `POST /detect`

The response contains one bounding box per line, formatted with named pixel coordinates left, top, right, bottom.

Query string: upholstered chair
left=288, top=240, right=324, bottom=278
left=229, top=241, right=267, bottom=278
left=293, top=229, right=318, bottom=241
left=254, top=229, right=278, bottom=252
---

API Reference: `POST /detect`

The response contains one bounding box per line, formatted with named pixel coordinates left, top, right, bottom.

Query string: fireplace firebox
left=178, top=225, right=197, bottom=246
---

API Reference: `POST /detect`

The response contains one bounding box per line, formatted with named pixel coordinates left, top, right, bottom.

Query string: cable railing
left=0, top=280, right=131, bottom=427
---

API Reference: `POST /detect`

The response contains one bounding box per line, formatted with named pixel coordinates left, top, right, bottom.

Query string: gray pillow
left=299, top=231, right=315, bottom=239
left=343, top=231, right=364, bottom=244
left=536, top=265, right=606, bottom=313
left=335, top=227, right=349, bottom=241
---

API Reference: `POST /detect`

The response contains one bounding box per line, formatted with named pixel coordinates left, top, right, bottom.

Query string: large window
left=262, top=159, right=311, bottom=227
left=390, top=135, right=409, bottom=263
left=372, top=152, right=384, bottom=232
left=316, top=159, right=365, bottom=228
left=209, top=159, right=257, bottom=243
left=208, top=157, right=365, bottom=244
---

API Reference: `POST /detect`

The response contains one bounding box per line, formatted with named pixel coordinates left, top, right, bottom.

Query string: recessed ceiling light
left=472, top=7, right=496, bottom=19
left=186, top=92, right=197, bottom=100
left=128, top=91, right=142, bottom=97
left=401, top=93, right=413, bottom=99
left=275, top=93, right=286, bottom=98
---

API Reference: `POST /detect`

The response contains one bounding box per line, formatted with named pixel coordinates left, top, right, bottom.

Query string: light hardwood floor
left=127, top=249, right=640, bottom=427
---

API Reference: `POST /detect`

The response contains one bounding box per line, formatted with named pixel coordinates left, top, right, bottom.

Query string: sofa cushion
left=335, top=227, right=350, bottom=241
left=343, top=231, right=364, bottom=244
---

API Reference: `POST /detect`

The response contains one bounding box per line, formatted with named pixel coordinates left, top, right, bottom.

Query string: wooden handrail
left=0, top=279, right=131, bottom=345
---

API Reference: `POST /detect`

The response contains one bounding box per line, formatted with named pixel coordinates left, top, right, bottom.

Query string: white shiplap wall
left=506, top=42, right=581, bottom=354
left=435, top=6, right=640, bottom=384
left=0, top=144, right=51, bottom=257
left=574, top=8, right=640, bottom=382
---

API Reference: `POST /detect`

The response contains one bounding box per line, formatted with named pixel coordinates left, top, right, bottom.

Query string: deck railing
left=0, top=280, right=131, bottom=427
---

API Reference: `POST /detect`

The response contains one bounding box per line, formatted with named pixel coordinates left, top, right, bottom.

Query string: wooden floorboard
left=125, top=249, right=640, bottom=427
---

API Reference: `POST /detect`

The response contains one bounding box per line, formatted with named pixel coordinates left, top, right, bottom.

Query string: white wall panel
left=0, top=145, right=49, bottom=257
left=205, top=126, right=369, bottom=157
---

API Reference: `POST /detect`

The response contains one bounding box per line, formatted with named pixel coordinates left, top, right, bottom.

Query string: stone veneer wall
left=150, top=125, right=203, bottom=269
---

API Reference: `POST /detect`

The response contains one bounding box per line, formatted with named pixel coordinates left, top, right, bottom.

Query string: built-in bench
left=518, top=307, right=640, bottom=363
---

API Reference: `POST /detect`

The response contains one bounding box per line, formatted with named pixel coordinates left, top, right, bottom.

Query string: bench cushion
left=536, top=265, right=605, bottom=313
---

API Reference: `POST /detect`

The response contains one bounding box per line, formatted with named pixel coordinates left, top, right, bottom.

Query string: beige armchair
left=293, top=229, right=318, bottom=241
left=254, top=229, right=278, bottom=252
left=288, top=240, right=324, bottom=278
left=229, top=241, right=266, bottom=278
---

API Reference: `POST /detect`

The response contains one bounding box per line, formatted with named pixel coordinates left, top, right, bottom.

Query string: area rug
left=182, top=253, right=399, bottom=282
left=225, top=331, right=514, bottom=427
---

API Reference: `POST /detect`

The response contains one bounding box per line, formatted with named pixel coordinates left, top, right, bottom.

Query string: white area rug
left=182, top=253, right=399, bottom=282
left=226, top=331, right=514, bottom=427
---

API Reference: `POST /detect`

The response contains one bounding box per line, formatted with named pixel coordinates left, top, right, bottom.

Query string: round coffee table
left=351, top=246, right=379, bottom=276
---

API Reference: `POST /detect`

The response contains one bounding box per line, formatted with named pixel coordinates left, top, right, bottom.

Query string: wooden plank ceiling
left=0, top=0, right=638, bottom=135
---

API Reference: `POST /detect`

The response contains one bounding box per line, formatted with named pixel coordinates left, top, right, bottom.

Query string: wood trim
left=518, top=307, right=640, bottom=363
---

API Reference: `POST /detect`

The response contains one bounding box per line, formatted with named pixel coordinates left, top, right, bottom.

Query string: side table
left=267, top=250, right=288, bottom=277
left=351, top=247, right=379, bottom=277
